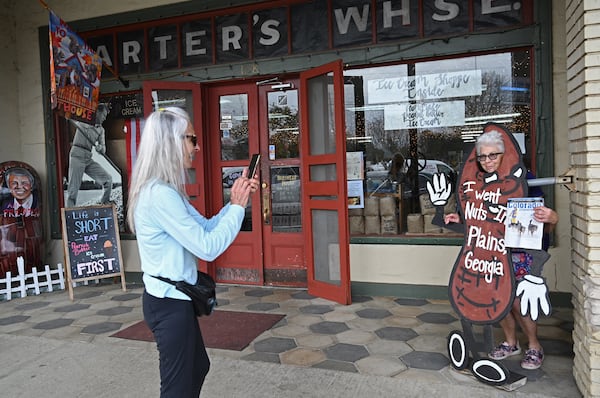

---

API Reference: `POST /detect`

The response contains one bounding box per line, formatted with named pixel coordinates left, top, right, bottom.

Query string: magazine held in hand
left=504, top=197, right=544, bottom=250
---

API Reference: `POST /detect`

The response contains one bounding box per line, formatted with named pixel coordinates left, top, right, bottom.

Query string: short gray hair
left=5, top=167, right=35, bottom=189
left=476, top=130, right=504, bottom=155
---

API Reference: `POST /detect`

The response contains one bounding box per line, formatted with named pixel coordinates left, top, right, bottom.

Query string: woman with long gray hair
left=127, top=107, right=258, bottom=397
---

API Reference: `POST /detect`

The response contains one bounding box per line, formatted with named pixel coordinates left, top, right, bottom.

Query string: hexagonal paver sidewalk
left=0, top=279, right=576, bottom=396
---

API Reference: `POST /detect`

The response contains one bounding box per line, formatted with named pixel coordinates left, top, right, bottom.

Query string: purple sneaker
left=521, top=348, right=544, bottom=370
left=488, top=342, right=521, bottom=360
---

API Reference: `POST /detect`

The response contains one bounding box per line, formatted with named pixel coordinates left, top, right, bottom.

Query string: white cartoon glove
left=426, top=173, right=452, bottom=206
left=516, top=275, right=551, bottom=321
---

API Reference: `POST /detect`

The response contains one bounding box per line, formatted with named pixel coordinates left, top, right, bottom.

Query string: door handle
left=262, top=183, right=270, bottom=224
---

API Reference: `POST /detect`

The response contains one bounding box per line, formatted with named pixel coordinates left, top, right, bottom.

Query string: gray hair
left=476, top=129, right=505, bottom=155
left=127, top=107, right=191, bottom=232
left=5, top=167, right=35, bottom=189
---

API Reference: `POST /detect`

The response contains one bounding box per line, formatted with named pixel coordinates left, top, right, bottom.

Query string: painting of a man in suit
left=0, top=162, right=43, bottom=276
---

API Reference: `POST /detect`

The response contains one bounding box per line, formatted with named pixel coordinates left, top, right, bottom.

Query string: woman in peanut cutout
left=434, top=124, right=557, bottom=385
left=431, top=124, right=527, bottom=385
left=447, top=126, right=527, bottom=324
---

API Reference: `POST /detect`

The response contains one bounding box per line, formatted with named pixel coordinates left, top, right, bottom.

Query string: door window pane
left=307, top=73, right=336, bottom=155
left=310, top=164, right=336, bottom=182
left=150, top=89, right=194, bottom=120
left=268, top=90, right=299, bottom=159
left=345, top=50, right=532, bottom=236
left=222, top=166, right=252, bottom=231
left=271, top=166, right=301, bottom=232
left=220, top=94, right=249, bottom=160
left=150, top=89, right=200, bottom=197
left=312, top=209, right=341, bottom=285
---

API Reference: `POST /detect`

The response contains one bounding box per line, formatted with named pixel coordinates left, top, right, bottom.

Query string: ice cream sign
left=384, top=100, right=465, bottom=129
left=368, top=70, right=481, bottom=129
left=367, top=70, right=483, bottom=103
left=61, top=205, right=126, bottom=299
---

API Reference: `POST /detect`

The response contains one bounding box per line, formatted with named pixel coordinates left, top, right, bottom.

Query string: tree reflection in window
left=268, top=90, right=299, bottom=159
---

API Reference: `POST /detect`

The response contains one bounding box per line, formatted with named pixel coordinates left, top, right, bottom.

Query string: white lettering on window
left=368, top=70, right=483, bottom=103
left=222, top=26, right=243, bottom=51
left=382, top=0, right=410, bottom=28
left=259, top=19, right=281, bottom=46
left=481, top=0, right=512, bottom=15
left=122, top=41, right=141, bottom=64
left=432, top=0, right=460, bottom=21
left=186, top=31, right=207, bottom=56
left=95, top=45, right=112, bottom=67
left=334, top=4, right=370, bottom=34
left=153, top=35, right=172, bottom=59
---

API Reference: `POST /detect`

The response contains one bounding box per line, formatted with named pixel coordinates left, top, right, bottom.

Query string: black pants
left=143, top=291, right=210, bottom=398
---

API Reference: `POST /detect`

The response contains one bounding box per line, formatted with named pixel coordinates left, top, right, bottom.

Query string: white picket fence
left=0, top=256, right=65, bottom=300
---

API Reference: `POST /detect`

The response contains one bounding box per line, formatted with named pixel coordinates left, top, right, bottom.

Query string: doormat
left=110, top=310, right=285, bottom=351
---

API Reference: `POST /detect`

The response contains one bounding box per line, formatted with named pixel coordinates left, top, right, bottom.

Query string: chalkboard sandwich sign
left=61, top=205, right=126, bottom=300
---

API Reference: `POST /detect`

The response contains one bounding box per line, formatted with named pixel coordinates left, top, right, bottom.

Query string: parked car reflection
left=366, top=159, right=456, bottom=199
left=222, top=165, right=302, bottom=232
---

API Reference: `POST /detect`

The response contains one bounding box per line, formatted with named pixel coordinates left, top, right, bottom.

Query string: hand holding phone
left=248, top=154, right=260, bottom=178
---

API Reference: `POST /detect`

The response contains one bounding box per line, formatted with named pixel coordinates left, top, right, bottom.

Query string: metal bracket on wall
left=528, top=168, right=576, bottom=192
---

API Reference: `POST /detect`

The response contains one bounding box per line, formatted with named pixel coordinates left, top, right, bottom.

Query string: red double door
left=143, top=61, right=350, bottom=304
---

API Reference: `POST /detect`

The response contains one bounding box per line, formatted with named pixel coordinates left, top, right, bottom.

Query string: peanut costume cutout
left=449, top=124, right=527, bottom=324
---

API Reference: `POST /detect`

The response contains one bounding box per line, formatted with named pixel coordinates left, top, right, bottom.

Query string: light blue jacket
left=134, top=181, right=244, bottom=300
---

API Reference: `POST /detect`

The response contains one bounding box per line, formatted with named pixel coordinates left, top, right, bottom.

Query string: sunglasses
left=476, top=152, right=503, bottom=162
left=185, top=135, right=198, bottom=146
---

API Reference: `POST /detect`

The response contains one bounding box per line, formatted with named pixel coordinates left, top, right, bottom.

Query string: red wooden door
left=142, top=73, right=351, bottom=300
left=205, top=82, right=262, bottom=284
left=205, top=80, right=306, bottom=286
left=299, top=60, right=351, bottom=304
left=257, top=80, right=306, bottom=287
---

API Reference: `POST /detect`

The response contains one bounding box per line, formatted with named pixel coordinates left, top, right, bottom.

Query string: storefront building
left=3, top=0, right=600, bottom=395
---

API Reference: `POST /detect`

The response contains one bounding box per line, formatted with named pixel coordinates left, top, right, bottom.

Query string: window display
left=345, top=50, right=533, bottom=236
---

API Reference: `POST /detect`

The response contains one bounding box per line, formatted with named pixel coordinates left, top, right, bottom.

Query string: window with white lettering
left=345, top=49, right=532, bottom=237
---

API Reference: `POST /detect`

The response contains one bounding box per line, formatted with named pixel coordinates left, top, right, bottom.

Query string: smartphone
left=248, top=153, right=261, bottom=178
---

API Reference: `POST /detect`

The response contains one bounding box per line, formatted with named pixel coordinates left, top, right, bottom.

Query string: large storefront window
left=345, top=50, right=532, bottom=236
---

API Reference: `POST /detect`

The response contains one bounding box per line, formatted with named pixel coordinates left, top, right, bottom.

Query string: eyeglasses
left=185, top=135, right=198, bottom=146
left=476, top=152, right=503, bottom=162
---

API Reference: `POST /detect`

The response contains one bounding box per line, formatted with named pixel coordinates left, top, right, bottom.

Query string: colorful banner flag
left=49, top=10, right=102, bottom=124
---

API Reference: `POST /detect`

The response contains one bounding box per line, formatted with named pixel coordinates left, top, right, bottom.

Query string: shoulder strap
left=148, top=274, right=177, bottom=286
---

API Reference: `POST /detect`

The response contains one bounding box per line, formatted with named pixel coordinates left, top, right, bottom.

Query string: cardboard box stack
left=380, top=196, right=397, bottom=234
left=364, top=196, right=380, bottom=234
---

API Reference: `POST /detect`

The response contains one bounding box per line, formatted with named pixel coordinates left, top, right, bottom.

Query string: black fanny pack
left=150, top=270, right=217, bottom=316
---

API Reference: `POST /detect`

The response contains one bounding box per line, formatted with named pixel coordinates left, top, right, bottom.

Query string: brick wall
left=566, top=1, right=600, bottom=396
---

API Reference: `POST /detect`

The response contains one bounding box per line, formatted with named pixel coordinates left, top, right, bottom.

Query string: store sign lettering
left=121, top=97, right=142, bottom=116
left=186, top=31, right=208, bottom=56
left=84, top=0, right=528, bottom=75
left=104, top=93, right=143, bottom=119
left=258, top=19, right=281, bottom=45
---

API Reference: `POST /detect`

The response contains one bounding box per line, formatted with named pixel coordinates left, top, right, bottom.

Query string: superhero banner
left=49, top=10, right=102, bottom=124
